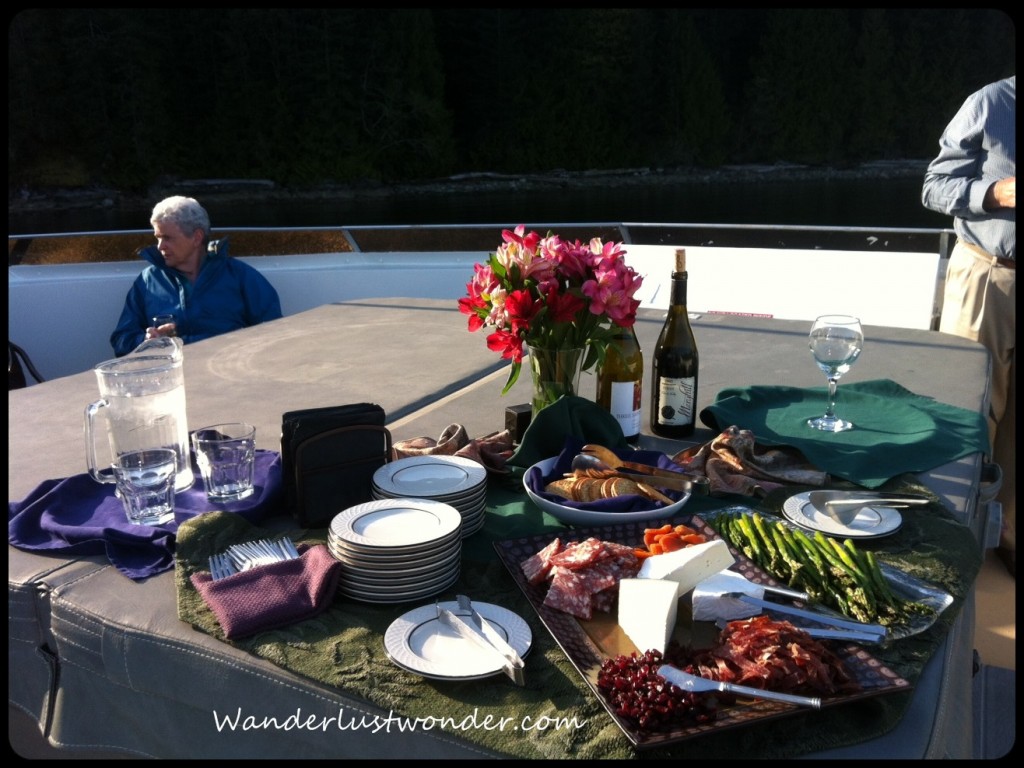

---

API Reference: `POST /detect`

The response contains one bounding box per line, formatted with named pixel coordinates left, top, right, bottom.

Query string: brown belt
left=959, top=239, right=1015, bottom=269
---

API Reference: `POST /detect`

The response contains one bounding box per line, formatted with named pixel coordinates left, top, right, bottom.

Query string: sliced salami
left=549, top=537, right=607, bottom=570
left=521, top=537, right=563, bottom=586
left=543, top=566, right=594, bottom=619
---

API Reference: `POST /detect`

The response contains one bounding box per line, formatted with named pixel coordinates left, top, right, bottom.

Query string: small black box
left=505, top=403, right=532, bottom=444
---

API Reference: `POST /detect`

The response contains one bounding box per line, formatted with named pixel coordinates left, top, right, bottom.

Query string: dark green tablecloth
left=701, top=379, right=990, bottom=488
left=175, top=474, right=981, bottom=760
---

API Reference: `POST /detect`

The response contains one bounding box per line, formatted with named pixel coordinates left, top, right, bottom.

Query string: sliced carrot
left=643, top=524, right=673, bottom=546
left=648, top=542, right=664, bottom=555
left=656, top=532, right=686, bottom=552
left=633, top=548, right=655, bottom=560
left=679, top=533, right=707, bottom=545
left=673, top=523, right=697, bottom=536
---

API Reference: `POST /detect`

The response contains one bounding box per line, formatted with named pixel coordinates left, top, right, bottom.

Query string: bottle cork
left=675, top=248, right=687, bottom=273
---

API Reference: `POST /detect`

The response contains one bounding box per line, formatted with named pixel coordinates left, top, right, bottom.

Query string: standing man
left=110, top=196, right=283, bottom=356
left=922, top=76, right=1015, bottom=577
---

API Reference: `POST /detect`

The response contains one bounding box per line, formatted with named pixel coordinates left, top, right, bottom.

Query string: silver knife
left=726, top=593, right=888, bottom=638
left=658, top=664, right=822, bottom=709
left=456, top=595, right=527, bottom=677
left=435, top=605, right=525, bottom=686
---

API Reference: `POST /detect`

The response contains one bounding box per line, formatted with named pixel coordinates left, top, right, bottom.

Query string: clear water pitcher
left=85, top=337, right=194, bottom=492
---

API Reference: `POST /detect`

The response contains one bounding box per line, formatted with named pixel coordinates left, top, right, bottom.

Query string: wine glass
left=807, top=314, right=863, bottom=432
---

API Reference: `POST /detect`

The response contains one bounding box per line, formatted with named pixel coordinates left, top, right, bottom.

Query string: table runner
left=700, top=379, right=991, bottom=488
left=175, top=476, right=981, bottom=760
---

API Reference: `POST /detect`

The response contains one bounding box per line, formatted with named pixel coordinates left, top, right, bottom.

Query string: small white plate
left=384, top=600, right=532, bottom=680
left=523, top=456, right=691, bottom=527
left=373, top=455, right=487, bottom=499
left=782, top=491, right=903, bottom=539
left=330, top=499, right=463, bottom=549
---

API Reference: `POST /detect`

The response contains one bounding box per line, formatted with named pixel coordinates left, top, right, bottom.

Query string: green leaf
left=501, top=360, right=522, bottom=395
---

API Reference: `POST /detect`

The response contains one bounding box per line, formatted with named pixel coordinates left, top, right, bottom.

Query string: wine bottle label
left=608, top=380, right=642, bottom=435
left=655, top=376, right=696, bottom=426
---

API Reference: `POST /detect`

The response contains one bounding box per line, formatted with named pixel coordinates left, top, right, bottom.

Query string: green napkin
left=701, top=379, right=990, bottom=488
left=506, top=395, right=628, bottom=471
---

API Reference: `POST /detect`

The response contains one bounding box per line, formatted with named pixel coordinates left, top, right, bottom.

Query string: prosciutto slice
left=671, top=425, right=828, bottom=497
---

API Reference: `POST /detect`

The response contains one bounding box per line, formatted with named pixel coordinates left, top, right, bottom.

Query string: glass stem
left=824, top=377, right=839, bottom=418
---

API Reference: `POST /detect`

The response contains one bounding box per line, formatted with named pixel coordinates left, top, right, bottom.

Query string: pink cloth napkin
left=190, top=543, right=342, bottom=639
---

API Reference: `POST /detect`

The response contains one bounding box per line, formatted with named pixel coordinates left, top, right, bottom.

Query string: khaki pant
left=940, top=241, right=1016, bottom=551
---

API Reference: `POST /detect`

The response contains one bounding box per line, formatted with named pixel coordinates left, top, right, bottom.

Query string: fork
left=208, top=552, right=237, bottom=581
left=225, top=537, right=299, bottom=572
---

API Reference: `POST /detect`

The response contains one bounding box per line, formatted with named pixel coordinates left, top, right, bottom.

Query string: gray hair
left=150, top=196, right=211, bottom=241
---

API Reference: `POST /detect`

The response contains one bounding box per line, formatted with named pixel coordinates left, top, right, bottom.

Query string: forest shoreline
left=9, top=160, right=930, bottom=216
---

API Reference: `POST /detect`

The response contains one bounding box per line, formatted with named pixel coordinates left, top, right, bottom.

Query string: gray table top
left=8, top=297, right=990, bottom=759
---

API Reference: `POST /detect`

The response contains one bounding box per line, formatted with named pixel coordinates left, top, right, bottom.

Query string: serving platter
left=493, top=510, right=926, bottom=750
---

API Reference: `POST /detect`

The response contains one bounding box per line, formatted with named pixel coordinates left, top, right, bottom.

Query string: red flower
left=459, top=226, right=643, bottom=395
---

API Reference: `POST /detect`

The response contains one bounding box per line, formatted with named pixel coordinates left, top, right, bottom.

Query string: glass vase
left=527, top=345, right=586, bottom=416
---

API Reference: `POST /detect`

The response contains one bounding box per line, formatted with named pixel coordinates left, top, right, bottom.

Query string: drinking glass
left=152, top=314, right=177, bottom=337
left=806, top=314, right=863, bottom=432
left=192, top=422, right=257, bottom=502
left=113, top=448, right=177, bottom=525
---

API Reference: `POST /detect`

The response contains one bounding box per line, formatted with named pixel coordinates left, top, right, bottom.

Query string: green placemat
left=175, top=475, right=981, bottom=760
left=701, top=379, right=991, bottom=488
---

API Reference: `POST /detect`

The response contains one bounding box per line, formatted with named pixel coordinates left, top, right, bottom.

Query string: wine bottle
left=596, top=325, right=643, bottom=444
left=651, top=249, right=699, bottom=438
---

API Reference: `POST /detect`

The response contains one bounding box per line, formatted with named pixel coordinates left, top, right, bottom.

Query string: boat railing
left=8, top=221, right=955, bottom=265
left=8, top=222, right=955, bottom=383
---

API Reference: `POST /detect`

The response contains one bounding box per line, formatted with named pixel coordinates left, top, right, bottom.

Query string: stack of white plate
left=328, top=499, right=463, bottom=604
left=372, top=455, right=488, bottom=537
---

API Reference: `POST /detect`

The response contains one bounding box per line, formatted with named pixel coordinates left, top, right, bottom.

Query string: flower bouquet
left=458, top=225, right=643, bottom=411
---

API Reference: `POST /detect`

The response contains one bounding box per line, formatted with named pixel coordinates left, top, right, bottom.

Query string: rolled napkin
left=672, top=425, right=828, bottom=497
left=391, top=423, right=515, bottom=473
left=691, top=569, right=765, bottom=622
left=190, top=543, right=342, bottom=639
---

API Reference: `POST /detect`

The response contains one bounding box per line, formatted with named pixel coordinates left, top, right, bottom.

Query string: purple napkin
left=8, top=450, right=283, bottom=580
left=190, top=544, right=342, bottom=639
left=524, top=436, right=688, bottom=513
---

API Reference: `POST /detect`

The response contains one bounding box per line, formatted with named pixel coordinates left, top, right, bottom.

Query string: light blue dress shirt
left=922, top=76, right=1015, bottom=260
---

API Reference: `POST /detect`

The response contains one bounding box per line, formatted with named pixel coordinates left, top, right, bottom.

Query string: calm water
left=9, top=176, right=950, bottom=234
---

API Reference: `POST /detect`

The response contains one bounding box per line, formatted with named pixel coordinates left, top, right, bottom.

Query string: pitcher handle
left=85, top=399, right=115, bottom=484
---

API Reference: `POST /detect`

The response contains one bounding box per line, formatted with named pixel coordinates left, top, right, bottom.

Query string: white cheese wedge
left=637, top=539, right=735, bottom=599
left=618, top=578, right=679, bottom=654
left=691, top=569, right=765, bottom=622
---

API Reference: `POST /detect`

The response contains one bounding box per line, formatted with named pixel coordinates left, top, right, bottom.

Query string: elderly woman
left=110, top=196, right=282, bottom=356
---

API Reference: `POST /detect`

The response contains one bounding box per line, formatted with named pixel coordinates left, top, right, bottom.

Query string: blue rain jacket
left=110, top=238, right=282, bottom=356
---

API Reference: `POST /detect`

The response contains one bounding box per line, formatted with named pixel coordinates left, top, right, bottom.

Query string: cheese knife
left=658, top=664, right=822, bottom=709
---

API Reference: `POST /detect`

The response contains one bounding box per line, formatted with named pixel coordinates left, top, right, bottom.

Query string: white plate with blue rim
left=782, top=491, right=903, bottom=539
left=384, top=600, right=533, bottom=680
